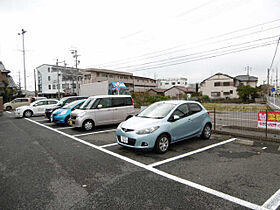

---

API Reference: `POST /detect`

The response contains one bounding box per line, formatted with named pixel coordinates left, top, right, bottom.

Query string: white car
left=14, top=99, right=59, bottom=118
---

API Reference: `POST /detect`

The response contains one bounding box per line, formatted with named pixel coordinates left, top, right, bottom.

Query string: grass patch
left=202, top=103, right=269, bottom=112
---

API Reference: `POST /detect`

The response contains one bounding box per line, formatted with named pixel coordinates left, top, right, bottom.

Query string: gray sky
left=1, top=0, right=280, bottom=90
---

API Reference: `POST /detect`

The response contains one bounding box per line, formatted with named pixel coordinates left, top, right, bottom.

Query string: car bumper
left=52, top=115, right=66, bottom=124
left=116, top=129, right=157, bottom=149
left=14, top=110, right=23, bottom=117
left=69, top=117, right=83, bottom=128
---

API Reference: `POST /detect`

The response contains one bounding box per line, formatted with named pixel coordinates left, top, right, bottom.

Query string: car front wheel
left=82, top=120, right=94, bottom=131
left=24, top=110, right=33, bottom=118
left=155, top=134, right=170, bottom=154
left=6, top=106, right=12, bottom=111
left=201, top=124, right=211, bottom=139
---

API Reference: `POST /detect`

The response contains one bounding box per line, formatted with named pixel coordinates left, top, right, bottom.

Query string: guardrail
left=267, top=96, right=280, bottom=111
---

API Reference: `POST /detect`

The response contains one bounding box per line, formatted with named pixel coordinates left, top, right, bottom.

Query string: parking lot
left=4, top=111, right=280, bottom=209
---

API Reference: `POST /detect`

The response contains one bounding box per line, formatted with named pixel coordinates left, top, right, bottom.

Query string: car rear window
left=188, top=103, right=202, bottom=114
left=21, top=99, right=29, bottom=102
left=112, top=97, right=133, bottom=107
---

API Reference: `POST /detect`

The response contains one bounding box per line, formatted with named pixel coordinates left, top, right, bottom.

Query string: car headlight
left=117, top=122, right=123, bottom=130
left=16, top=108, right=21, bottom=111
left=58, top=110, right=68, bottom=116
left=136, top=126, right=160, bottom=135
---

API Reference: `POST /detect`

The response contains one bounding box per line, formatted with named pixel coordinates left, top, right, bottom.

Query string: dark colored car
left=45, top=96, right=88, bottom=120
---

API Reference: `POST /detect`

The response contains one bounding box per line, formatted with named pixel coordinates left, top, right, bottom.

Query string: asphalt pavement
left=0, top=112, right=279, bottom=210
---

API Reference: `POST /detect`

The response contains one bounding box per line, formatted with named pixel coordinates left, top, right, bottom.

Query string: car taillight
left=131, top=97, right=134, bottom=105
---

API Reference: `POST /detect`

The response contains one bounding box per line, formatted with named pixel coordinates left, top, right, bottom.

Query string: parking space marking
left=100, top=143, right=118, bottom=148
left=148, top=138, right=237, bottom=167
left=33, top=119, right=49, bottom=122
left=6, top=111, right=12, bottom=114
left=25, top=118, right=265, bottom=210
left=262, top=188, right=280, bottom=210
left=73, top=129, right=116, bottom=137
left=56, top=127, right=73, bottom=130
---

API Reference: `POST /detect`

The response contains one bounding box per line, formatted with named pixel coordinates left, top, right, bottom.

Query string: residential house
left=147, top=88, right=166, bottom=96
left=164, top=86, right=195, bottom=98
left=0, top=61, right=17, bottom=102
left=200, top=73, right=258, bottom=99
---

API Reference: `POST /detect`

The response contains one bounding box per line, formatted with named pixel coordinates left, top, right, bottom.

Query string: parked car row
left=10, top=95, right=212, bottom=154
left=3, top=97, right=47, bottom=111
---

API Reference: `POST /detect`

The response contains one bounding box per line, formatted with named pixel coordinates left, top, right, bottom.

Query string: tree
left=237, top=85, right=258, bottom=102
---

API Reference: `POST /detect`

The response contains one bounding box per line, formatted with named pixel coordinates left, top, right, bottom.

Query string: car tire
left=65, top=116, right=71, bottom=126
left=6, top=106, right=12, bottom=111
left=201, top=123, right=211, bottom=139
left=24, top=110, right=33, bottom=118
left=82, top=120, right=94, bottom=131
left=154, top=134, right=170, bottom=154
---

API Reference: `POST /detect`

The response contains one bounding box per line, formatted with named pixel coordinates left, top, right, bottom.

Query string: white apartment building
left=37, top=64, right=82, bottom=98
left=158, top=77, right=188, bottom=89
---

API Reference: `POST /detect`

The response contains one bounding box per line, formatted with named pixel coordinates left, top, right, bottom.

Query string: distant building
left=200, top=73, right=258, bottom=99
left=147, top=88, right=166, bottom=96
left=157, top=77, right=188, bottom=89
left=164, top=86, right=195, bottom=98
left=0, top=61, right=18, bottom=102
left=82, top=68, right=157, bottom=92
left=37, top=64, right=83, bottom=98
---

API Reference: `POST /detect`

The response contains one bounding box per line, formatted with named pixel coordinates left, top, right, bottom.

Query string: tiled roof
left=235, top=75, right=258, bottom=82
left=149, top=88, right=167, bottom=93
left=167, top=86, right=195, bottom=93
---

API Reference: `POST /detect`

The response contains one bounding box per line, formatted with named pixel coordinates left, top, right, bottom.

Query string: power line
left=269, top=36, right=280, bottom=71
left=127, top=41, right=278, bottom=72
left=105, top=35, right=280, bottom=70
left=96, top=18, right=280, bottom=67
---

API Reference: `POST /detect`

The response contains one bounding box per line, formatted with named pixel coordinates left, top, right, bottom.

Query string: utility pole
left=267, top=68, right=270, bottom=96
left=71, top=49, right=80, bottom=95
left=34, top=69, right=37, bottom=97
left=18, top=70, right=21, bottom=91
left=18, top=29, right=27, bottom=93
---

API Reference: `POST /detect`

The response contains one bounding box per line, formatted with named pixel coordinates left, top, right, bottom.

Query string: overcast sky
left=1, top=0, right=280, bottom=91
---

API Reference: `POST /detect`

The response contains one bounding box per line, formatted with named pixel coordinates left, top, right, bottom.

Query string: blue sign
left=116, top=86, right=120, bottom=91
left=271, top=88, right=275, bottom=92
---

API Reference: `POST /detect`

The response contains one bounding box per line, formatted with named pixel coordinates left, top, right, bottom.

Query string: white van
left=70, top=95, right=134, bottom=130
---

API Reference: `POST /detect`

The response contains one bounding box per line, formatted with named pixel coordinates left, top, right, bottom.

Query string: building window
left=230, top=90, right=233, bottom=94
left=96, top=73, right=100, bottom=77
left=223, top=92, right=230, bottom=95
left=57, top=84, right=60, bottom=89
left=214, top=82, right=221, bottom=86
left=165, top=82, right=169, bottom=85
left=211, top=92, right=220, bottom=97
left=48, top=85, right=51, bottom=90
left=172, top=82, right=175, bottom=85
left=223, top=82, right=230, bottom=86
left=48, top=67, right=50, bottom=72
left=52, top=84, right=56, bottom=89
left=48, top=76, right=51, bottom=81
left=84, top=74, right=91, bottom=80
left=177, top=82, right=180, bottom=84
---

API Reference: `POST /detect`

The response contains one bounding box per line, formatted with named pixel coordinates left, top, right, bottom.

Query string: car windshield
left=57, top=98, right=68, bottom=106
left=79, top=98, right=96, bottom=110
left=62, top=100, right=84, bottom=109
left=138, top=102, right=176, bottom=119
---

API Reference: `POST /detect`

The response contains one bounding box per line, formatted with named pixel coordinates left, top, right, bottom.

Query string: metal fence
left=209, top=108, right=280, bottom=142
left=267, top=96, right=280, bottom=110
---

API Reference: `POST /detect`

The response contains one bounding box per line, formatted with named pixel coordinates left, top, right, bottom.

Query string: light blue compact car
left=116, top=100, right=212, bottom=154
left=52, top=99, right=86, bottom=125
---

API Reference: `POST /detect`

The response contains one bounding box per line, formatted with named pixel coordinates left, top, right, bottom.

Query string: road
left=0, top=112, right=280, bottom=210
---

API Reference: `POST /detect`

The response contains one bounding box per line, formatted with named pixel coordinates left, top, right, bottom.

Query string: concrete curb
left=234, top=138, right=254, bottom=146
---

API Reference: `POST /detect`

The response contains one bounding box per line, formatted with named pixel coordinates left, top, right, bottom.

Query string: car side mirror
left=169, top=115, right=180, bottom=122
left=97, top=104, right=102, bottom=109
left=33, top=104, right=37, bottom=107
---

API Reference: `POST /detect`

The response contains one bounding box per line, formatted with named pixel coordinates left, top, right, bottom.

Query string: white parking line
left=262, top=188, right=280, bottom=210
left=6, top=111, right=12, bottom=114
left=33, top=119, right=48, bottom=122
left=25, top=118, right=264, bottom=210
left=73, top=129, right=116, bottom=137
left=100, top=143, right=118, bottom=148
left=56, top=127, right=73, bottom=130
left=148, top=138, right=237, bottom=167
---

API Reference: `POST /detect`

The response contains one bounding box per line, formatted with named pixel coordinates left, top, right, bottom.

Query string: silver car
left=116, top=100, right=212, bottom=153
left=70, top=95, right=135, bottom=130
